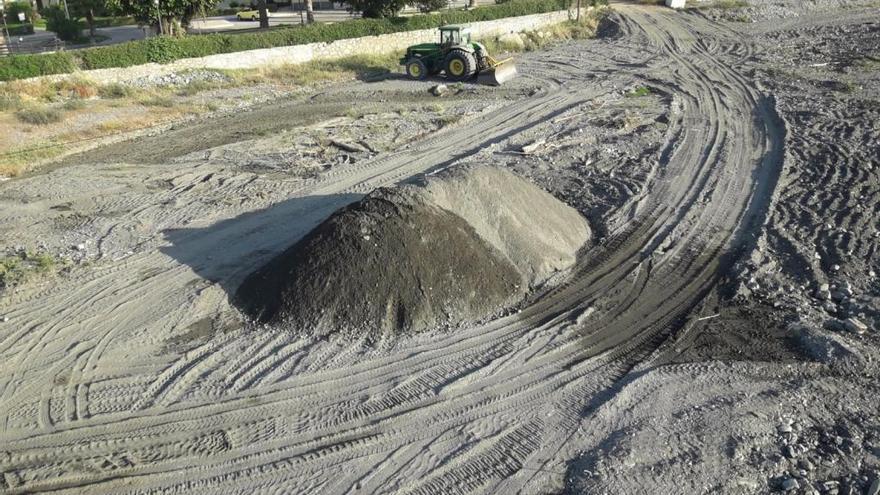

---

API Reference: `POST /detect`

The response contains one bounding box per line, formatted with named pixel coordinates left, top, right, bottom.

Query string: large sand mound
left=236, top=165, right=590, bottom=336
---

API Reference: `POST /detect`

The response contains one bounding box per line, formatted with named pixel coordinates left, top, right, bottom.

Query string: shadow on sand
left=160, top=193, right=361, bottom=298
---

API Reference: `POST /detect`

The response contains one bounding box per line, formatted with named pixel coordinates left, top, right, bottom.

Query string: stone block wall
left=65, top=8, right=584, bottom=84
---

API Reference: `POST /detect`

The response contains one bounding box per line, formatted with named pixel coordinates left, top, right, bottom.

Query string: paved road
left=4, top=0, right=479, bottom=52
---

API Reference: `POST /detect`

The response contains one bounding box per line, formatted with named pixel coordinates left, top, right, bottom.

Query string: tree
left=68, top=0, right=106, bottom=39
left=344, top=0, right=405, bottom=18
left=257, top=0, right=268, bottom=28
left=305, top=0, right=313, bottom=23
left=43, top=5, right=83, bottom=41
left=107, top=0, right=220, bottom=34
left=413, top=0, right=446, bottom=12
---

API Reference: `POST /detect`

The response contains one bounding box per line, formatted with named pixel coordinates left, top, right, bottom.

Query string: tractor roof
left=440, top=24, right=466, bottom=31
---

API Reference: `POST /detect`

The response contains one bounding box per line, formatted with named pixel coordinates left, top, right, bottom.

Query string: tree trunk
left=86, top=8, right=96, bottom=39
left=468, top=0, right=475, bottom=8
left=258, top=0, right=269, bottom=29
left=34, top=0, right=45, bottom=12
left=305, top=0, right=314, bottom=23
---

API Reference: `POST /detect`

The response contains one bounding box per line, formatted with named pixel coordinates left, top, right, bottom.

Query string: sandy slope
left=0, top=2, right=878, bottom=494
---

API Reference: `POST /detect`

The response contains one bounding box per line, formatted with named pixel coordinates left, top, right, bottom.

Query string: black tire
left=444, top=49, right=476, bottom=81
left=405, top=59, right=428, bottom=80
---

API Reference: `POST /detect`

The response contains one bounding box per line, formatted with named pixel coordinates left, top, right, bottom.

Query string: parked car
left=236, top=10, right=264, bottom=21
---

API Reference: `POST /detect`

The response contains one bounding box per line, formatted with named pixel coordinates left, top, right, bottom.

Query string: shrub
left=140, top=95, right=175, bottom=107
left=5, top=1, right=34, bottom=23
left=62, top=99, right=87, bottom=110
left=15, top=104, right=64, bottom=125
left=5, top=0, right=569, bottom=79
left=97, top=82, right=134, bottom=98
left=0, top=52, right=77, bottom=81
left=44, top=6, right=83, bottom=41
left=414, top=0, right=449, bottom=12
left=0, top=92, right=22, bottom=111
left=56, top=77, right=98, bottom=98
left=6, top=23, right=35, bottom=35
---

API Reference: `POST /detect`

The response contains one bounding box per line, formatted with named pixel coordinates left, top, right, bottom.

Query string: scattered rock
left=430, top=84, right=448, bottom=96
left=74, top=243, right=86, bottom=251
left=824, top=319, right=846, bottom=332
left=843, top=317, right=867, bottom=334
left=867, top=478, right=880, bottom=495
left=782, top=477, right=800, bottom=491
left=521, top=139, right=547, bottom=155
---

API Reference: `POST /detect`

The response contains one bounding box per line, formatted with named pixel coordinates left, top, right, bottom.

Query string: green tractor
left=399, top=25, right=518, bottom=86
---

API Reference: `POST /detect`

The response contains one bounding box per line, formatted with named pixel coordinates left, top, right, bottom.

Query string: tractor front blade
left=478, top=61, right=518, bottom=86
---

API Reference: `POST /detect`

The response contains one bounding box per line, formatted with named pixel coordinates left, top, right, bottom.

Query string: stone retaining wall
left=65, top=8, right=584, bottom=84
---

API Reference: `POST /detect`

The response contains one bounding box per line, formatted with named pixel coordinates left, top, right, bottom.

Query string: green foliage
left=62, top=99, right=88, bottom=110
left=98, top=82, right=135, bottom=98
left=107, top=0, right=222, bottom=25
left=0, top=251, right=60, bottom=290
left=140, top=95, right=175, bottom=107
left=0, top=52, right=78, bottom=81
left=3, top=0, right=567, bottom=80
left=413, top=0, right=449, bottom=12
left=15, top=104, right=64, bottom=125
left=4, top=1, right=34, bottom=23
left=345, top=0, right=408, bottom=17
left=44, top=5, right=84, bottom=41
left=0, top=92, right=22, bottom=111
left=5, top=22, right=35, bottom=35
left=625, top=86, right=652, bottom=97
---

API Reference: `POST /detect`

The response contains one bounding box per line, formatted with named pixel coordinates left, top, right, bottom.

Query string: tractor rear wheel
left=405, top=59, right=428, bottom=80
left=444, top=50, right=476, bottom=81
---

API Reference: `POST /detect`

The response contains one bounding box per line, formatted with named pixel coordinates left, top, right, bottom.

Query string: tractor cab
left=439, top=25, right=471, bottom=47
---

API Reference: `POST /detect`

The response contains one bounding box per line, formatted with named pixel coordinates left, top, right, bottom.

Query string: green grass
left=229, top=52, right=401, bottom=87
left=0, top=141, right=65, bottom=177
left=61, top=99, right=87, bottom=110
left=33, top=15, right=136, bottom=29
left=0, top=92, right=22, bottom=111
left=140, top=95, right=176, bottom=107
left=97, top=82, right=135, bottom=99
left=15, top=104, right=63, bottom=125
left=625, top=86, right=652, bottom=98
left=0, top=251, right=61, bottom=290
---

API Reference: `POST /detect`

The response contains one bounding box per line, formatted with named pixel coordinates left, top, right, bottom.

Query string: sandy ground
left=1, top=1, right=879, bottom=493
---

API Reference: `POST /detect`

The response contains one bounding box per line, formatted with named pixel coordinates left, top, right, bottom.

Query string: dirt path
left=1, top=3, right=875, bottom=494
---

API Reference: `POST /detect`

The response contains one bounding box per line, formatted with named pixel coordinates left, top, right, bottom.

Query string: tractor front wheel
left=444, top=50, right=476, bottom=81
left=405, top=59, right=428, bottom=80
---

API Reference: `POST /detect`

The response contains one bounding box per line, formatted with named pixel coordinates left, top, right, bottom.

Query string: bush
left=97, top=82, right=134, bottom=98
left=5, top=0, right=569, bottom=79
left=0, top=52, right=78, bottom=81
left=0, top=92, right=22, bottom=111
left=6, top=23, right=35, bottom=35
left=15, top=104, right=63, bottom=125
left=43, top=5, right=83, bottom=41
left=5, top=1, right=33, bottom=23
left=414, top=0, right=449, bottom=12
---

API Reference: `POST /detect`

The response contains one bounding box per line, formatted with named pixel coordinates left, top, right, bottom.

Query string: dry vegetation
left=0, top=15, right=601, bottom=178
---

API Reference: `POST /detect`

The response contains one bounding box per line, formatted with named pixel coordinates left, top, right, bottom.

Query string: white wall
left=50, top=8, right=584, bottom=84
